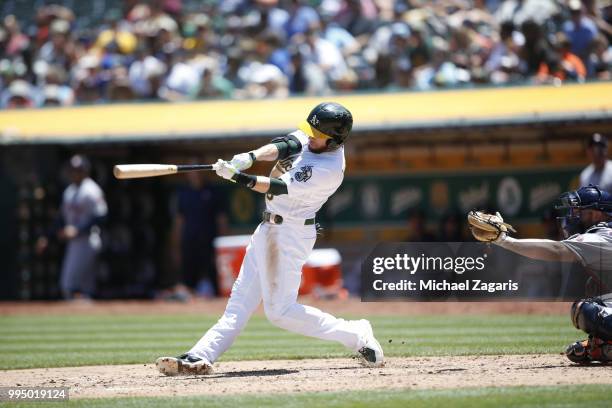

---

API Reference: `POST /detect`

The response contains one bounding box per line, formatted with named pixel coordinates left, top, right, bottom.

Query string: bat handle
left=176, top=164, right=215, bottom=172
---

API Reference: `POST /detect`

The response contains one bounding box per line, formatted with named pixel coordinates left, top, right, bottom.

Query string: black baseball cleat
left=156, top=353, right=213, bottom=376
left=356, top=319, right=385, bottom=367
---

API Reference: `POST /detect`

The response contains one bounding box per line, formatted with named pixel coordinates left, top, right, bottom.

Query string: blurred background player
left=36, top=155, right=107, bottom=299
left=167, top=163, right=227, bottom=300
left=580, top=133, right=612, bottom=193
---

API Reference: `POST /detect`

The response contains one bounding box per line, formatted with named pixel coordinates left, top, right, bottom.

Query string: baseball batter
left=156, top=102, right=384, bottom=375
left=468, top=185, right=612, bottom=363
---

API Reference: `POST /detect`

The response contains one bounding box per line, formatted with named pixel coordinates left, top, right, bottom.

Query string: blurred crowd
left=1, top=0, right=611, bottom=108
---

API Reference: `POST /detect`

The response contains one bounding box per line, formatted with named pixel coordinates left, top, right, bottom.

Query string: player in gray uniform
left=557, top=185, right=612, bottom=364
left=579, top=134, right=612, bottom=193
left=484, top=185, right=612, bottom=363
left=38, top=155, right=108, bottom=299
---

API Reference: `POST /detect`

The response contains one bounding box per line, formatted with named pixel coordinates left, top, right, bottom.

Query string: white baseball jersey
left=580, top=161, right=612, bottom=193
left=265, top=130, right=345, bottom=219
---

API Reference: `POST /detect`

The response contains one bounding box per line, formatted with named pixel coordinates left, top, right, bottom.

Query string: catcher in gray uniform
left=468, top=185, right=612, bottom=364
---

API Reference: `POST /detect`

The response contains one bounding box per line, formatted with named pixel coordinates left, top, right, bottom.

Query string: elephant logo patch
left=295, top=165, right=313, bottom=182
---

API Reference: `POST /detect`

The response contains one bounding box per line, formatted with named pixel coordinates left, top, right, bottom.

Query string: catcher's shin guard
left=565, top=336, right=612, bottom=364
left=571, top=298, right=612, bottom=340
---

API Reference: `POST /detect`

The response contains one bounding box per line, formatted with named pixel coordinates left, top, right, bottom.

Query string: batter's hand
left=215, top=159, right=239, bottom=181
left=230, top=153, right=254, bottom=171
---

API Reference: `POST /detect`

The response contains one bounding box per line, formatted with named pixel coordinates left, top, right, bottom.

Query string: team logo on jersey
left=295, top=165, right=313, bottom=182
left=277, top=156, right=296, bottom=173
left=309, top=115, right=319, bottom=126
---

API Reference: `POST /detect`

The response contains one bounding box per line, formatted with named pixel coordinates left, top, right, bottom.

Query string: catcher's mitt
left=467, top=210, right=516, bottom=242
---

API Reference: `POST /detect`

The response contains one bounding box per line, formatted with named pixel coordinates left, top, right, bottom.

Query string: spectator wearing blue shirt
left=320, top=12, right=360, bottom=57
left=283, top=0, right=320, bottom=39
left=564, top=0, right=598, bottom=71
left=256, top=30, right=291, bottom=76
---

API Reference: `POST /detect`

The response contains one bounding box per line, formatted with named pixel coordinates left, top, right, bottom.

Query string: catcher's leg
left=571, top=299, right=612, bottom=340
left=565, top=299, right=612, bottom=364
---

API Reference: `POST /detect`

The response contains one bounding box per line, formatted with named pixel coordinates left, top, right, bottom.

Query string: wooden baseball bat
left=113, top=164, right=215, bottom=179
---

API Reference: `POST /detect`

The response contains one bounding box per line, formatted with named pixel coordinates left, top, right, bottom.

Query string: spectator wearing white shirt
left=158, top=52, right=200, bottom=101
left=129, top=46, right=167, bottom=98
left=300, top=24, right=352, bottom=89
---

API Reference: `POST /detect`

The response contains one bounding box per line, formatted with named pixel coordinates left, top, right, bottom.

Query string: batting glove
left=214, top=159, right=239, bottom=181
left=230, top=152, right=254, bottom=171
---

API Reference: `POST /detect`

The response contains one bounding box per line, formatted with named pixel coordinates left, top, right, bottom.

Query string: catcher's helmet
left=299, top=102, right=353, bottom=150
left=556, top=184, right=612, bottom=237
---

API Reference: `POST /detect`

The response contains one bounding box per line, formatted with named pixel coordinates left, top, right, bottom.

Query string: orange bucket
left=214, top=235, right=251, bottom=296
left=215, top=236, right=344, bottom=298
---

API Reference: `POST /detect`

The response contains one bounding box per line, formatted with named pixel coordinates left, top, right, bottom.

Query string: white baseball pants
left=188, top=221, right=366, bottom=363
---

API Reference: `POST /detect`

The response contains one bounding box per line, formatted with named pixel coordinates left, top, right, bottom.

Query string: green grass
left=4, top=385, right=612, bottom=408
left=0, top=314, right=581, bottom=370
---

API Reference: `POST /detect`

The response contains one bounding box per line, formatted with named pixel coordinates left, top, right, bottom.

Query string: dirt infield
left=0, top=299, right=569, bottom=316
left=1, top=355, right=610, bottom=399
left=1, top=300, right=579, bottom=400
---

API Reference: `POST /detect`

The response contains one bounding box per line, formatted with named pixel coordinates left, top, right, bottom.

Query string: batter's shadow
left=172, top=369, right=300, bottom=379
left=303, top=365, right=375, bottom=372
left=516, top=363, right=612, bottom=369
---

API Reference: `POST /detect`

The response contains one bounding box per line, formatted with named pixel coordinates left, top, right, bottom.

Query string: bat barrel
left=113, top=164, right=178, bottom=179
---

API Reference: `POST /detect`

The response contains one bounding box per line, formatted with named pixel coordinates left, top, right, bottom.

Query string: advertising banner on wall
left=223, top=167, right=581, bottom=227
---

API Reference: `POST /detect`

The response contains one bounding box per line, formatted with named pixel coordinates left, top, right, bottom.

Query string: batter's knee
left=571, top=298, right=612, bottom=340
left=264, top=303, right=293, bottom=329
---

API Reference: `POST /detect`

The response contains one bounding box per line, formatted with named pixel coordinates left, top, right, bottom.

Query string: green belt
left=262, top=211, right=315, bottom=225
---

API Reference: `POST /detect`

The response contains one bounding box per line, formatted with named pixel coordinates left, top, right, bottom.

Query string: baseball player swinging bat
left=153, top=102, right=385, bottom=378
left=113, top=164, right=216, bottom=179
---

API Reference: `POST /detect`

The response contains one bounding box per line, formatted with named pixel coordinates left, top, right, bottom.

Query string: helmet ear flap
left=326, top=138, right=340, bottom=150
